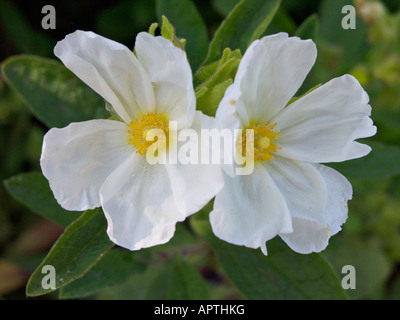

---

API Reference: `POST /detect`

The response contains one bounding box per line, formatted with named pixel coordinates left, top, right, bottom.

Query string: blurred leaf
left=7, top=220, right=63, bottom=256
left=1, top=55, right=108, bottom=128
left=96, top=0, right=156, bottom=45
left=373, top=109, right=400, bottom=145
left=96, top=264, right=167, bottom=300
left=324, top=236, right=391, bottom=299
left=328, top=141, right=400, bottom=180
left=26, top=208, right=113, bottom=297
left=192, top=219, right=348, bottom=300
left=388, top=274, right=400, bottom=300
left=156, top=0, right=209, bottom=71
left=211, top=0, right=240, bottom=17
left=203, top=0, right=281, bottom=65
left=319, top=0, right=368, bottom=73
left=59, top=249, right=146, bottom=299
left=0, top=260, right=29, bottom=296
left=146, top=257, right=209, bottom=299
left=262, top=6, right=297, bottom=35
left=295, top=14, right=319, bottom=40
left=0, top=1, right=54, bottom=57
left=4, top=172, right=80, bottom=228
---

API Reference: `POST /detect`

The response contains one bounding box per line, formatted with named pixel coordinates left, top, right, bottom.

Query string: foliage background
left=0, top=0, right=400, bottom=300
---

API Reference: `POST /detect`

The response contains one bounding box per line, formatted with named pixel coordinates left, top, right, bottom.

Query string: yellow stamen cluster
left=239, top=122, right=280, bottom=162
left=127, top=112, right=169, bottom=155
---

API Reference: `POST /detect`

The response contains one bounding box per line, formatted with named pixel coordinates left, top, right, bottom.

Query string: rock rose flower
left=211, top=33, right=377, bottom=255
left=41, top=30, right=223, bottom=250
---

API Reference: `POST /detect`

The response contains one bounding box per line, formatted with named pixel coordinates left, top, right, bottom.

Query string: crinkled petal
left=135, top=32, right=195, bottom=129
left=40, top=119, right=133, bottom=211
left=266, top=156, right=327, bottom=224
left=279, top=164, right=352, bottom=254
left=54, top=30, right=155, bottom=123
left=273, top=75, right=377, bottom=163
left=210, top=164, right=293, bottom=255
left=165, top=111, right=224, bottom=214
left=233, top=33, right=317, bottom=126
left=99, top=152, right=186, bottom=251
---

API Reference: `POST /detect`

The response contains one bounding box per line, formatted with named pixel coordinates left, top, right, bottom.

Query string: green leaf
left=295, top=14, right=319, bottom=41
left=192, top=220, right=348, bottom=300
left=328, top=141, right=400, bottom=180
left=203, top=0, right=280, bottom=66
left=26, top=208, right=113, bottom=297
left=148, top=22, right=159, bottom=36
left=197, top=79, right=233, bottom=116
left=159, top=15, right=186, bottom=50
left=4, top=172, right=80, bottom=228
left=195, top=48, right=241, bottom=115
left=1, top=55, right=108, bottom=128
left=156, top=0, right=208, bottom=71
left=59, top=249, right=146, bottom=299
left=324, top=236, right=391, bottom=299
left=146, top=258, right=209, bottom=299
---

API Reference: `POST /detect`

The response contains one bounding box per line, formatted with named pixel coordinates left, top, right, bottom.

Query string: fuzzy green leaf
left=1, top=55, right=108, bottom=128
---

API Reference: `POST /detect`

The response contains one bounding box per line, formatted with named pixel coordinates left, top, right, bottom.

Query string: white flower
left=211, top=33, right=377, bottom=255
left=41, top=30, right=223, bottom=250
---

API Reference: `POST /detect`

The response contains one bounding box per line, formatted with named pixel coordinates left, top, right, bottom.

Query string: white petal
left=210, top=164, right=293, bottom=254
left=54, top=30, right=155, bottom=123
left=135, top=32, right=195, bottom=129
left=273, top=75, right=377, bottom=163
left=279, top=164, right=352, bottom=254
left=233, top=33, right=317, bottom=126
left=99, top=153, right=186, bottom=251
left=267, top=156, right=327, bottom=224
left=40, top=119, right=133, bottom=211
left=165, top=111, right=224, bottom=214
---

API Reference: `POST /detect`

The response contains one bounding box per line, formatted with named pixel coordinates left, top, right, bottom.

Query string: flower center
left=127, top=112, right=169, bottom=155
left=238, top=122, right=280, bottom=162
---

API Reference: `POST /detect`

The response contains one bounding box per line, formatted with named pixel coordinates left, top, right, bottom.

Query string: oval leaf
left=1, top=55, right=108, bottom=128
left=203, top=0, right=280, bottom=65
left=26, top=208, right=113, bottom=297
